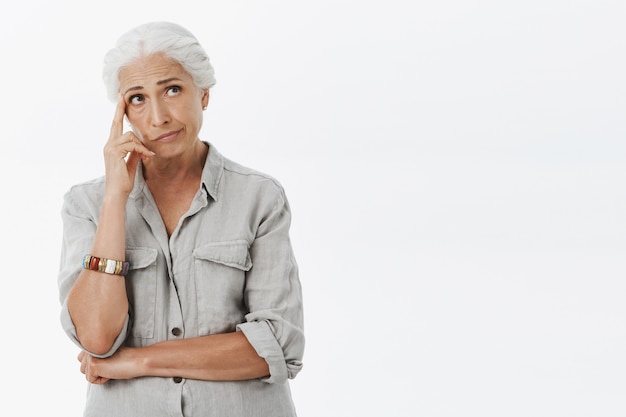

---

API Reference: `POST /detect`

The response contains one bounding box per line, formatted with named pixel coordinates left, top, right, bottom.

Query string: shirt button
left=171, top=327, right=182, bottom=336
left=173, top=377, right=183, bottom=383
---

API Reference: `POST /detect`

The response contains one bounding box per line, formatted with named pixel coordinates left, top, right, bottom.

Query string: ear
left=201, top=89, right=209, bottom=110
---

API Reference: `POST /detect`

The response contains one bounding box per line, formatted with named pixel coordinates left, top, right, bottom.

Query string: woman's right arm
left=66, top=193, right=129, bottom=355
left=65, top=96, right=154, bottom=355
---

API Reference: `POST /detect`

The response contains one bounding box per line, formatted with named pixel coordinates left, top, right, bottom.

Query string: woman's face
left=119, top=53, right=209, bottom=159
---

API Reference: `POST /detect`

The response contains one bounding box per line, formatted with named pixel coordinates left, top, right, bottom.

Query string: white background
left=1, top=1, right=624, bottom=416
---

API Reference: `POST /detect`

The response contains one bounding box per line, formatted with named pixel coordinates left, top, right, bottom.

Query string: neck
left=143, top=140, right=208, bottom=184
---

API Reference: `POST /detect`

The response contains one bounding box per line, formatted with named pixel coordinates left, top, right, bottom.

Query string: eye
left=129, top=94, right=144, bottom=105
left=166, top=86, right=181, bottom=97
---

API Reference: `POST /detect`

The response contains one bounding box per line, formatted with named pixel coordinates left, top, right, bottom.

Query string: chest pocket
left=193, top=240, right=252, bottom=335
left=125, top=247, right=158, bottom=339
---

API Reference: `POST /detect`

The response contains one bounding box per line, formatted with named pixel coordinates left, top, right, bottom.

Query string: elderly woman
left=57, top=21, right=304, bottom=417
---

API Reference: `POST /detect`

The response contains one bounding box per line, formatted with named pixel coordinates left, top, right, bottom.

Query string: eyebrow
left=123, top=78, right=183, bottom=95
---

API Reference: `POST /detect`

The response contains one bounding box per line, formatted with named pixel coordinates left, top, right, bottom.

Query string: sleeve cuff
left=237, top=320, right=292, bottom=384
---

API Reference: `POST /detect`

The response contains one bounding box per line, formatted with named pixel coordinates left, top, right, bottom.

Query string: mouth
left=153, top=129, right=182, bottom=142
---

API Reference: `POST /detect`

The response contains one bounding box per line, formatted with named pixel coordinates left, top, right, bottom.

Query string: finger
left=79, top=356, right=87, bottom=375
left=124, top=135, right=156, bottom=158
left=92, top=376, right=110, bottom=385
left=109, top=94, right=127, bottom=139
left=84, top=358, right=97, bottom=382
left=117, top=132, right=135, bottom=146
left=126, top=149, right=141, bottom=171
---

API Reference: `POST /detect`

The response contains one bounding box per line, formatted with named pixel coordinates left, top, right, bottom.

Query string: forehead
left=119, top=54, right=192, bottom=92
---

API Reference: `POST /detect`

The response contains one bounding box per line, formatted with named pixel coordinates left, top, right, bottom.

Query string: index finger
left=109, top=94, right=127, bottom=138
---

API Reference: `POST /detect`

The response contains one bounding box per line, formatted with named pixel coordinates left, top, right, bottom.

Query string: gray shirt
left=58, top=143, right=304, bottom=417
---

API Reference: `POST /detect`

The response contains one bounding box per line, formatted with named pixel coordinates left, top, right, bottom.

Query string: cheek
left=130, top=125, right=143, bottom=140
left=126, top=111, right=146, bottom=130
left=179, top=103, right=202, bottom=126
left=125, top=119, right=146, bottom=141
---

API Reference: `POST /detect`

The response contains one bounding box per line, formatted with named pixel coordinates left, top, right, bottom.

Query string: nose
left=149, top=98, right=171, bottom=127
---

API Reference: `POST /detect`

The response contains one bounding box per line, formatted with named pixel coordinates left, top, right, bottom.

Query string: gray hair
left=102, top=21, right=216, bottom=102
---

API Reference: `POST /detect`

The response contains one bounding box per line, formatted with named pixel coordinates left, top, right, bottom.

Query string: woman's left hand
left=78, top=347, right=137, bottom=384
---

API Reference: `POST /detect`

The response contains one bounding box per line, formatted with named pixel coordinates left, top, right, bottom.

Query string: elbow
left=80, top=338, right=115, bottom=356
left=63, top=296, right=128, bottom=356
left=76, top=325, right=121, bottom=356
left=68, top=306, right=128, bottom=356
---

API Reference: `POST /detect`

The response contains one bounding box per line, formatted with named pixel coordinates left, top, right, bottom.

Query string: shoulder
left=65, top=176, right=106, bottom=196
left=219, top=155, right=294, bottom=224
left=63, top=176, right=106, bottom=212
left=222, top=156, right=284, bottom=193
left=207, top=143, right=286, bottom=198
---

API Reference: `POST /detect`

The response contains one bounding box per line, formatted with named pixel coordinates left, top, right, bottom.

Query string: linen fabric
left=57, top=143, right=304, bottom=417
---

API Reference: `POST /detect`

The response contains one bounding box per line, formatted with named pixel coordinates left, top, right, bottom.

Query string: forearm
left=132, top=332, right=269, bottom=381
left=67, top=194, right=129, bottom=355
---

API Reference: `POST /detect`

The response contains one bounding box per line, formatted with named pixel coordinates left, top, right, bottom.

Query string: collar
left=129, top=141, right=224, bottom=202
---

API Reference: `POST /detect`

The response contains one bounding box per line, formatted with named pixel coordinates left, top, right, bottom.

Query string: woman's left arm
left=78, top=332, right=269, bottom=383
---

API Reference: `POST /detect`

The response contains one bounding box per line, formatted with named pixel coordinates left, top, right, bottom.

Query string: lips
left=153, top=129, right=181, bottom=142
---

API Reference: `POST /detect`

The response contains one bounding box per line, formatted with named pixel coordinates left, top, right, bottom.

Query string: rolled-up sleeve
left=237, top=186, right=304, bottom=384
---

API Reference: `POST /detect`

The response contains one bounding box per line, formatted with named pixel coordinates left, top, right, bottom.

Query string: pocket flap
left=193, top=240, right=252, bottom=271
left=125, top=247, right=158, bottom=270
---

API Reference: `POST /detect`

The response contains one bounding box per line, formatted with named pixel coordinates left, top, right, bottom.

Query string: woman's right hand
left=103, top=95, right=155, bottom=198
